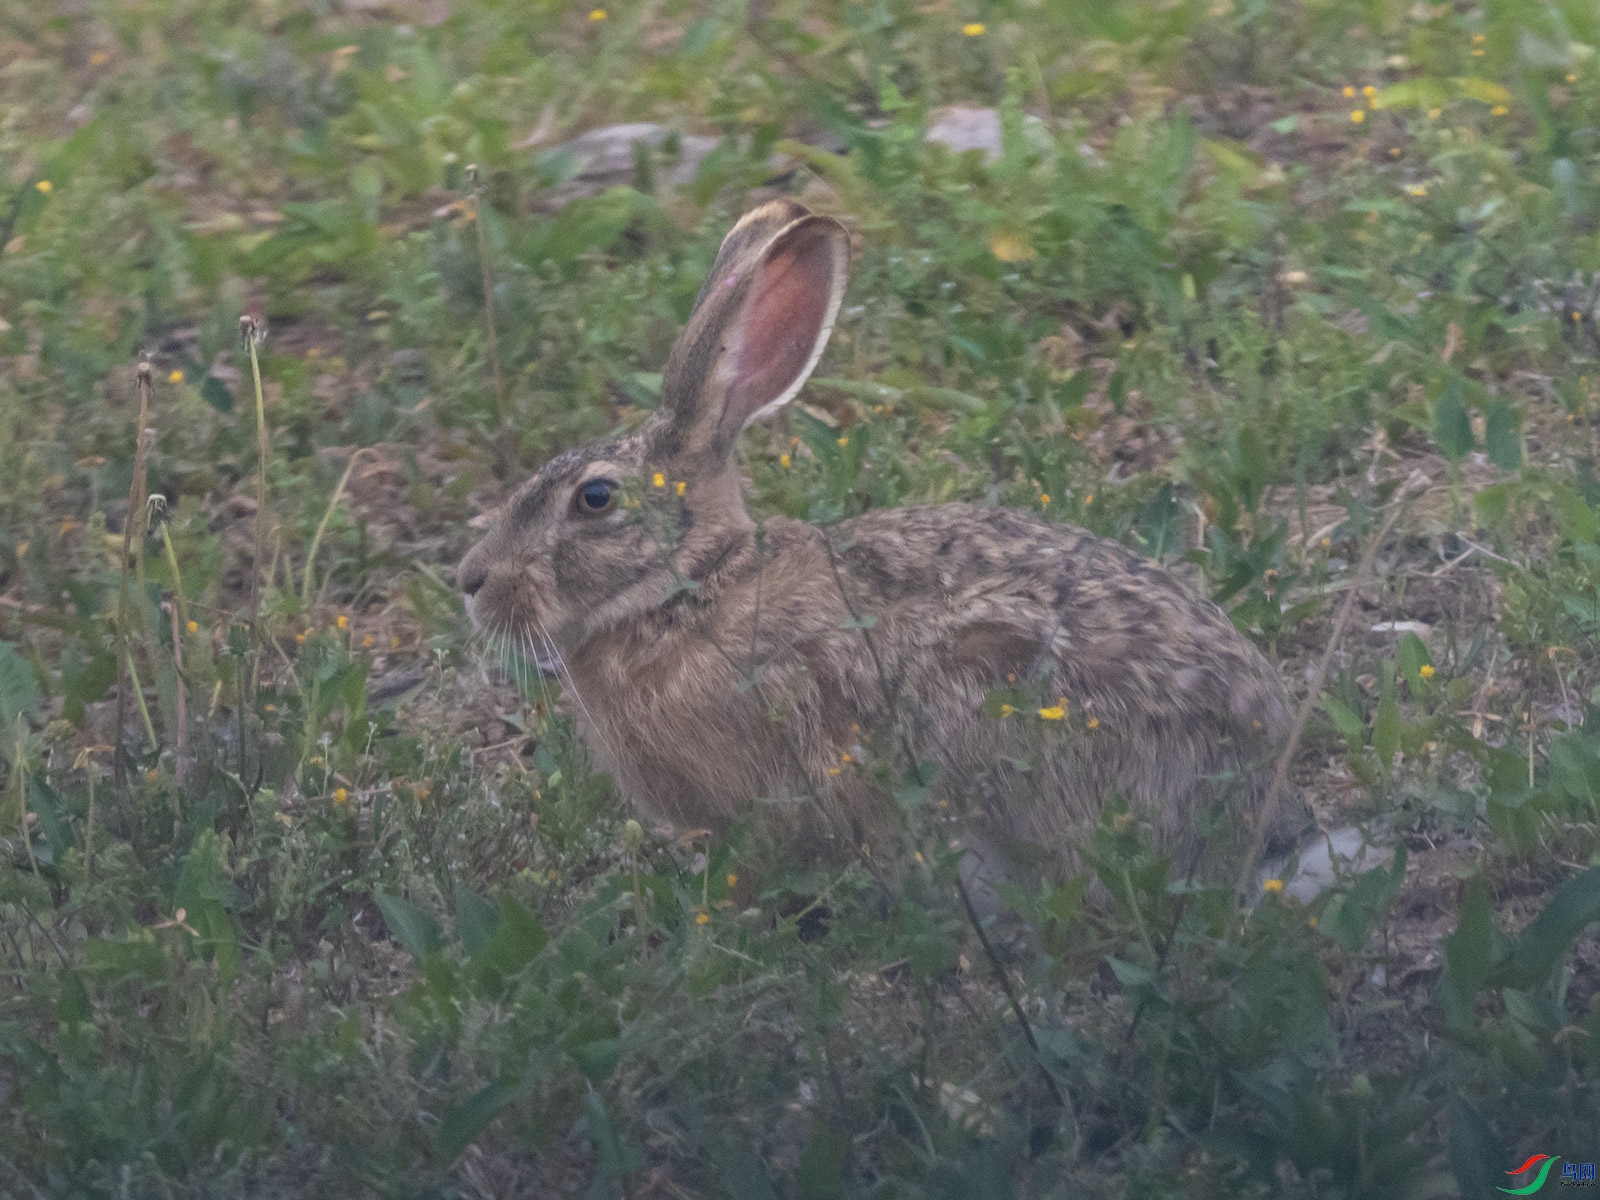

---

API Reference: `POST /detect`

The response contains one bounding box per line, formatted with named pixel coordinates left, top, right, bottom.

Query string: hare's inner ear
left=715, top=215, right=849, bottom=442
left=660, top=204, right=849, bottom=461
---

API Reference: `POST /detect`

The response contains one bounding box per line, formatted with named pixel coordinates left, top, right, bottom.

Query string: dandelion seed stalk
left=244, top=315, right=269, bottom=631
left=467, top=164, right=511, bottom=473
left=114, top=361, right=155, bottom=777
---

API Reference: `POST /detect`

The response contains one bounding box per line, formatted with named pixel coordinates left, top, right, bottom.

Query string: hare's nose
left=459, top=561, right=488, bottom=597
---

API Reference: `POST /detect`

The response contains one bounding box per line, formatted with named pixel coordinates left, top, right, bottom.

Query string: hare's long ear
left=658, top=201, right=849, bottom=463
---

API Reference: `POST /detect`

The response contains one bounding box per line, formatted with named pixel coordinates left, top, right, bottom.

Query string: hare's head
left=458, top=200, right=850, bottom=664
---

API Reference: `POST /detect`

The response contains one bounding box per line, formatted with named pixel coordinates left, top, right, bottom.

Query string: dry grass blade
left=1234, top=469, right=1431, bottom=898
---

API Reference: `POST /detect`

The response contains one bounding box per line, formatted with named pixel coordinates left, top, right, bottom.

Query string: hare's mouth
left=483, top=619, right=567, bottom=680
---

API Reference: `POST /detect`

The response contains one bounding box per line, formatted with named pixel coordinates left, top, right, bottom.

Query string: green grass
left=2, top=0, right=1599, bottom=1195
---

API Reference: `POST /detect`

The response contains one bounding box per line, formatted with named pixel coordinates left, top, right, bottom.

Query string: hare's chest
left=568, top=640, right=799, bottom=830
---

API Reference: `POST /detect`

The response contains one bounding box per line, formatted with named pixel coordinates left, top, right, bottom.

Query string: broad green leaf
left=0, top=642, right=39, bottom=729
left=483, top=896, right=548, bottom=975
left=1439, top=879, right=1505, bottom=1025
left=435, top=1079, right=521, bottom=1161
left=796, top=1120, right=849, bottom=1200
left=453, top=885, right=498, bottom=957
left=1433, top=375, right=1473, bottom=463
left=200, top=374, right=234, bottom=414
left=713, top=1136, right=781, bottom=1200
left=1372, top=664, right=1400, bottom=771
left=1473, top=482, right=1513, bottom=527
left=1447, top=1095, right=1506, bottom=1200
left=374, top=891, right=443, bottom=961
left=1549, top=484, right=1600, bottom=544
left=1323, top=695, right=1367, bottom=744
left=1497, top=866, right=1600, bottom=990
left=28, top=776, right=74, bottom=862
left=1483, top=400, right=1523, bottom=470
left=60, top=644, right=115, bottom=726
left=1550, top=734, right=1600, bottom=805
left=56, top=969, right=92, bottom=1026
left=1323, top=843, right=1407, bottom=953
left=1372, top=79, right=1452, bottom=110
left=1455, top=78, right=1511, bottom=105
left=1397, top=632, right=1433, bottom=701
left=174, top=829, right=241, bottom=981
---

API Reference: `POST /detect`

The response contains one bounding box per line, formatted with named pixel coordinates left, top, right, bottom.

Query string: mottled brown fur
left=459, top=202, right=1296, bottom=893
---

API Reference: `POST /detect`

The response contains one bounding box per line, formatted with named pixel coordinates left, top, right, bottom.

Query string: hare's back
left=826, top=503, right=1288, bottom=741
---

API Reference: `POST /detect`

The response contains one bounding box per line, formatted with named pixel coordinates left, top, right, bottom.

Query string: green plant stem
left=246, top=320, right=269, bottom=631
left=84, top=770, right=95, bottom=881
left=303, top=449, right=370, bottom=607
left=159, top=524, right=189, bottom=630
left=125, top=652, right=158, bottom=754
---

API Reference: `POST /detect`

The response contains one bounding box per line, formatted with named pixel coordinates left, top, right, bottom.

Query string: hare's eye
left=576, top=479, right=617, bottom=515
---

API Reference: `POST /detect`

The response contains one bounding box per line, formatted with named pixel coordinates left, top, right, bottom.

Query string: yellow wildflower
left=35, top=180, right=51, bottom=194
left=1342, top=85, right=1356, bottom=99
left=1262, top=878, right=1284, bottom=894
left=836, top=436, right=849, bottom=448
left=1038, top=703, right=1066, bottom=721
left=1350, top=110, right=1365, bottom=124
left=695, top=911, right=710, bottom=925
left=363, top=635, right=375, bottom=648
left=187, top=620, right=199, bottom=634
left=1362, top=85, right=1376, bottom=99
left=961, top=22, right=985, bottom=36
left=1419, top=664, right=1435, bottom=679
left=726, top=873, right=737, bottom=888
left=779, top=453, right=791, bottom=468
left=998, top=704, right=1015, bottom=718
left=336, top=614, right=349, bottom=630
left=676, top=480, right=686, bottom=496
left=589, top=8, right=607, bottom=20
left=1490, top=104, right=1508, bottom=116
left=1407, top=184, right=1428, bottom=197
left=652, top=472, right=665, bottom=488
left=1083, top=494, right=1094, bottom=506
left=1038, top=493, right=1050, bottom=505
left=168, top=369, right=184, bottom=384
left=1086, top=716, right=1100, bottom=730
left=1471, top=33, right=1485, bottom=43
left=333, top=787, right=349, bottom=804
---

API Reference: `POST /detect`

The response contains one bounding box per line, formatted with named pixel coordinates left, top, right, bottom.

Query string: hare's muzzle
left=459, top=559, right=487, bottom=599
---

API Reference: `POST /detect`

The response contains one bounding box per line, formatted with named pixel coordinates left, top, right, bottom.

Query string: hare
left=459, top=199, right=1297, bottom=901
